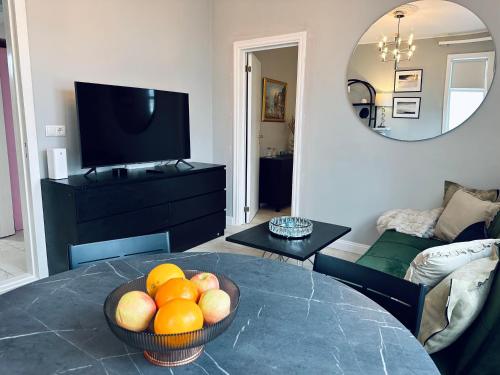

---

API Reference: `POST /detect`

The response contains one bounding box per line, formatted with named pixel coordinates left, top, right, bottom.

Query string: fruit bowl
left=103, top=270, right=240, bottom=367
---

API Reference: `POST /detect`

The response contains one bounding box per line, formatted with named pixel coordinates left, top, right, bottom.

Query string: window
left=442, top=52, right=495, bottom=132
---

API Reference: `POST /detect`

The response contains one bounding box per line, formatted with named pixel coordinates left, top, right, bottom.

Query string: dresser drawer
left=168, top=169, right=225, bottom=201
left=75, top=169, right=225, bottom=222
left=76, top=203, right=170, bottom=243
left=169, top=191, right=225, bottom=226
left=170, top=211, right=225, bottom=252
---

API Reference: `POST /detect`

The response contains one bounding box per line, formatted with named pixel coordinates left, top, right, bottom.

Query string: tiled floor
left=0, top=231, right=27, bottom=281
left=187, top=208, right=360, bottom=268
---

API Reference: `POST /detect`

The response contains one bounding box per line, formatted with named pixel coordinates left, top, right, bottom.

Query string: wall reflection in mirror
left=347, top=0, right=495, bottom=141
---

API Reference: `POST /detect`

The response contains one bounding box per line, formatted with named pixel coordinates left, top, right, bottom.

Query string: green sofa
left=355, top=220, right=500, bottom=375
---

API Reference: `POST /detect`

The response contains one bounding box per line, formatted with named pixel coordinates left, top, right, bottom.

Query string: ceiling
left=359, top=1, right=489, bottom=44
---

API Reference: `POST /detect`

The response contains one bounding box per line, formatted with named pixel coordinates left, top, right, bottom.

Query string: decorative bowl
left=269, top=216, right=313, bottom=238
left=103, top=270, right=240, bottom=367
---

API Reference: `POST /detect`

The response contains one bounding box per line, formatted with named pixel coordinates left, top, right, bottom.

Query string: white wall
left=212, top=0, right=500, bottom=245
left=25, top=0, right=213, bottom=177
left=254, top=47, right=298, bottom=156
left=23, top=0, right=500, bottom=246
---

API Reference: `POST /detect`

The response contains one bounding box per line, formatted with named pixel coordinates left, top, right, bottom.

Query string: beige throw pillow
left=418, top=249, right=498, bottom=354
left=434, top=190, right=500, bottom=242
left=405, top=240, right=500, bottom=287
left=443, top=180, right=499, bottom=207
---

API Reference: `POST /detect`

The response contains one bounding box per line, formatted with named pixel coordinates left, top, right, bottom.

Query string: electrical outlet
left=46, top=125, right=66, bottom=137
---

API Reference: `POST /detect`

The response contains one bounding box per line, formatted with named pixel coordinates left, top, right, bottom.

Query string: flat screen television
left=75, top=81, right=190, bottom=168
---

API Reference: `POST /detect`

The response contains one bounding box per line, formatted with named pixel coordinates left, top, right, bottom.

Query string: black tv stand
left=175, top=159, right=194, bottom=169
left=41, top=162, right=226, bottom=275
left=84, top=167, right=97, bottom=177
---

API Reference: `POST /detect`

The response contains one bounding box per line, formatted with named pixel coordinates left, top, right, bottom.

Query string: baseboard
left=226, top=215, right=235, bottom=226
left=325, top=239, right=370, bottom=255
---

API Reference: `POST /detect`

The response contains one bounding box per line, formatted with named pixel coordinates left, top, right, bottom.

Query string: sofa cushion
left=356, top=230, right=446, bottom=278
left=453, top=221, right=488, bottom=243
left=430, top=260, right=500, bottom=375
left=434, top=190, right=500, bottom=242
left=418, top=251, right=498, bottom=354
left=404, top=239, right=499, bottom=288
left=488, top=212, right=500, bottom=239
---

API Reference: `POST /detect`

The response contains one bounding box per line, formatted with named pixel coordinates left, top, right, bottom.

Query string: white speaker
left=47, top=148, right=68, bottom=180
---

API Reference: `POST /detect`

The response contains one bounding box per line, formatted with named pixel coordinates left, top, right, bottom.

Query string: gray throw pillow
left=443, top=180, right=498, bottom=207
left=418, top=247, right=498, bottom=354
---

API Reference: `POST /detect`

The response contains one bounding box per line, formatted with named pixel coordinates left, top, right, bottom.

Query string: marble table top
left=0, top=252, right=438, bottom=374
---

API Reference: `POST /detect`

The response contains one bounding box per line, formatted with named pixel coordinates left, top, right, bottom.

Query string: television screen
left=75, top=82, right=190, bottom=168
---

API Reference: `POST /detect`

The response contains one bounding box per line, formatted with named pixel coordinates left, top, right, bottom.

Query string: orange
left=155, top=278, right=199, bottom=308
left=154, top=299, right=204, bottom=336
left=146, top=263, right=185, bottom=298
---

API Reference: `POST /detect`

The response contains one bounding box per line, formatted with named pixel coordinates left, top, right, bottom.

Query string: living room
left=0, top=0, right=498, bottom=374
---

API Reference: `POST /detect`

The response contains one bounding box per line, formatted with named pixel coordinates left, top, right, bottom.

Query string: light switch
left=46, top=125, right=66, bottom=137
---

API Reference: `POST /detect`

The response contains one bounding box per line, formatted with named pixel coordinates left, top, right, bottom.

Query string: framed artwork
left=392, top=97, right=421, bottom=119
left=394, top=69, right=423, bottom=92
left=262, top=78, right=287, bottom=122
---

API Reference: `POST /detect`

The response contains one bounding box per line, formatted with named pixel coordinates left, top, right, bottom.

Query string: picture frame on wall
left=394, top=69, right=423, bottom=92
left=262, top=77, right=287, bottom=122
left=392, top=97, right=421, bottom=119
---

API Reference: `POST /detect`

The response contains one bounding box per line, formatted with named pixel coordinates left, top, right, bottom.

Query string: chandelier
left=378, top=11, right=416, bottom=70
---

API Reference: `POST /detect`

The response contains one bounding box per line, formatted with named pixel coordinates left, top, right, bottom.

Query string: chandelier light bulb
left=376, top=11, right=416, bottom=69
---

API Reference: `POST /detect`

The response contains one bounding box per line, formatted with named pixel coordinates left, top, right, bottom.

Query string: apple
left=115, top=291, right=156, bottom=332
left=190, top=272, right=220, bottom=296
left=198, top=289, right=231, bottom=325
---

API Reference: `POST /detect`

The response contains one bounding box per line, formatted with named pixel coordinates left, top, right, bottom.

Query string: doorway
left=233, top=32, right=307, bottom=226
left=0, top=37, right=26, bottom=281
left=246, top=48, right=297, bottom=224
left=0, top=0, right=49, bottom=292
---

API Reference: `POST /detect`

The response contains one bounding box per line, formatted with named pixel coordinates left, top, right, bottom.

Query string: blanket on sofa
left=377, top=208, right=444, bottom=238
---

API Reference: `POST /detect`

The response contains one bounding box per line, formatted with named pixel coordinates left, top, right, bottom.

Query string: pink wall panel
left=0, top=47, right=23, bottom=231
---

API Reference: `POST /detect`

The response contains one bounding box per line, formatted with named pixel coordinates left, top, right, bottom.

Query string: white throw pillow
left=405, top=239, right=500, bottom=287
left=418, top=249, right=498, bottom=354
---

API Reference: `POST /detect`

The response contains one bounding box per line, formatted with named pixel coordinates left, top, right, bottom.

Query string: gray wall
left=254, top=47, right=298, bottom=156
left=212, top=0, right=500, bottom=245
left=348, top=34, right=494, bottom=141
left=25, top=0, right=214, bottom=177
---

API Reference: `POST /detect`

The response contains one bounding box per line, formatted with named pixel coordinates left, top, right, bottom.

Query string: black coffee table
left=226, top=220, right=351, bottom=261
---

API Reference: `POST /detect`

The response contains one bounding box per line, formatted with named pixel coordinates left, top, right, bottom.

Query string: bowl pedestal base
left=144, top=346, right=204, bottom=367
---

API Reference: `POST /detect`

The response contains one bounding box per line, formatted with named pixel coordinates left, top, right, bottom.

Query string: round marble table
left=0, top=252, right=438, bottom=374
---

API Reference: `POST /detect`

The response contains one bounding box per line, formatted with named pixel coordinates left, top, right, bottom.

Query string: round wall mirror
left=347, top=0, right=496, bottom=141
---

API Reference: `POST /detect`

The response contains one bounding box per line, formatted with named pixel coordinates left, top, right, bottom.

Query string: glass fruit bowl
left=269, top=216, right=313, bottom=238
left=103, top=270, right=240, bottom=367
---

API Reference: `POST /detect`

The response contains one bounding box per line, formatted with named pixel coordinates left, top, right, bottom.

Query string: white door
left=0, top=82, right=15, bottom=238
left=245, top=53, right=262, bottom=223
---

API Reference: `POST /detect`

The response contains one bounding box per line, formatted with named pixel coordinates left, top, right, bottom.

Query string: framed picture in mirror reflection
left=394, top=69, right=423, bottom=93
left=392, top=97, right=421, bottom=119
